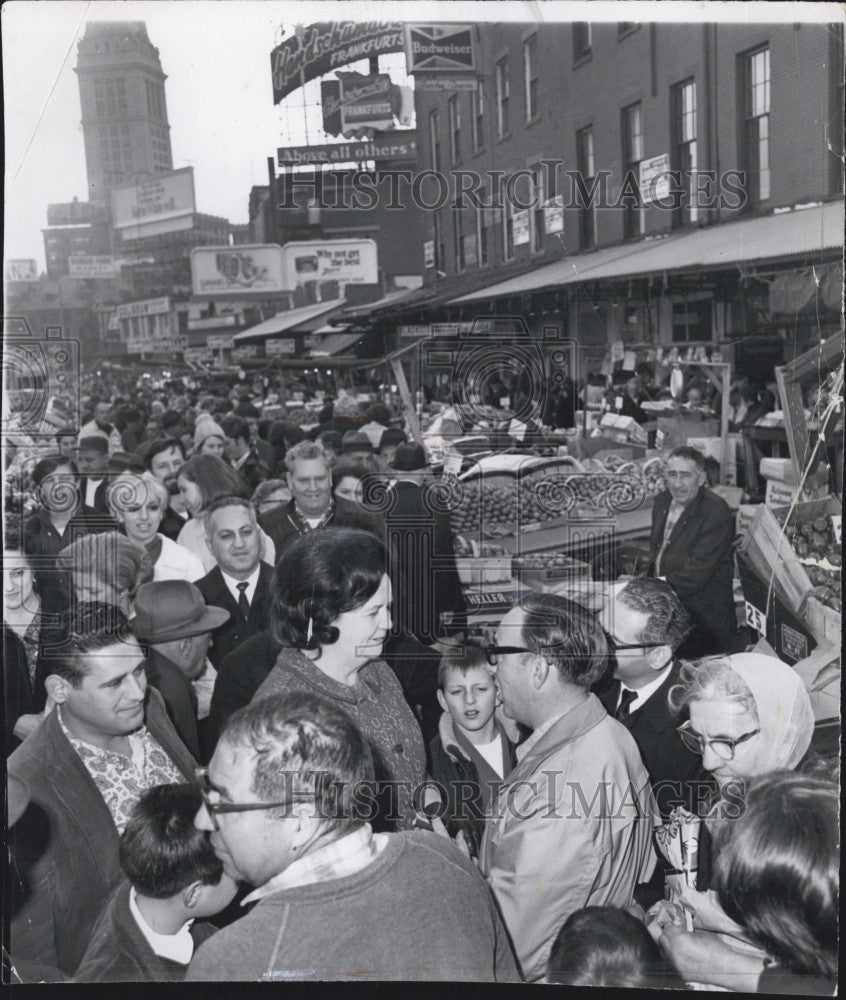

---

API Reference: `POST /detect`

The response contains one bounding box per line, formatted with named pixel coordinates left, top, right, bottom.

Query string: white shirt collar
left=128, top=887, right=194, bottom=965
left=221, top=563, right=261, bottom=606
left=619, top=661, right=674, bottom=715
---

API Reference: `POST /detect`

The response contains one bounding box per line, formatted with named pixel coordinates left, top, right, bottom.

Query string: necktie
left=616, top=687, right=638, bottom=721
left=236, top=582, right=250, bottom=619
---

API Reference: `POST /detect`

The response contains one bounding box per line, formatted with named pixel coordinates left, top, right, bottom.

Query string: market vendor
left=645, top=446, right=736, bottom=657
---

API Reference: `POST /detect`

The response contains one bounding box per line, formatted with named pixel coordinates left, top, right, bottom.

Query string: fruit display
left=783, top=515, right=841, bottom=612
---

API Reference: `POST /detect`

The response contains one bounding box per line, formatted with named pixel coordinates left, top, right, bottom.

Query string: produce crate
left=803, top=596, right=842, bottom=647
left=455, top=557, right=514, bottom=586
left=512, top=555, right=592, bottom=591
left=737, top=553, right=819, bottom=666
left=738, top=506, right=813, bottom=614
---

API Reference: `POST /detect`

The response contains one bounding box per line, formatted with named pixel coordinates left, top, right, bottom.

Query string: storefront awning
left=451, top=201, right=845, bottom=304
left=340, top=286, right=422, bottom=320
left=233, top=299, right=344, bottom=341
left=309, top=332, right=363, bottom=357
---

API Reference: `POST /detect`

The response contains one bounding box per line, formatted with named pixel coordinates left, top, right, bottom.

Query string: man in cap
left=79, top=400, right=122, bottom=454
left=76, top=436, right=111, bottom=515
left=340, top=430, right=375, bottom=463
left=132, top=580, right=231, bottom=761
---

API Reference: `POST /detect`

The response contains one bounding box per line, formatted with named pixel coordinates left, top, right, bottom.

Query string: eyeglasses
left=485, top=644, right=534, bottom=667
left=676, top=722, right=760, bottom=762
left=605, top=634, right=669, bottom=654
left=196, top=767, right=313, bottom=832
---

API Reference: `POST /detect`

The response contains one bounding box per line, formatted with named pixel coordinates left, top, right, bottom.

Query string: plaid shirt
left=58, top=707, right=185, bottom=833
left=242, top=823, right=388, bottom=905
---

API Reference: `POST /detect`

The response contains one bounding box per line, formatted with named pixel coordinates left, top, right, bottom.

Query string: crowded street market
left=3, top=3, right=842, bottom=991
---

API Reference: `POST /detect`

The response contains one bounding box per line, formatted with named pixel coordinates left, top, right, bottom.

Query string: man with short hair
left=132, top=580, right=231, bottom=761
left=120, top=406, right=148, bottom=455
left=8, top=604, right=196, bottom=976
left=594, top=578, right=710, bottom=819
left=220, top=415, right=268, bottom=494
left=187, top=691, right=518, bottom=982
left=143, top=438, right=188, bottom=542
left=259, top=441, right=380, bottom=555
left=195, top=497, right=274, bottom=671
left=646, top=446, right=736, bottom=656
left=76, top=435, right=111, bottom=514
left=55, top=427, right=78, bottom=459
left=481, top=593, right=656, bottom=982
left=79, top=400, right=122, bottom=454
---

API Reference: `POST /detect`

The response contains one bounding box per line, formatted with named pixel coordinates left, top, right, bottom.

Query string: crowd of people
left=3, top=366, right=838, bottom=988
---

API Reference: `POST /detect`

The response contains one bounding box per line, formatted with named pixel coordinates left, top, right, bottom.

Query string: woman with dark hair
left=175, top=454, right=275, bottom=571
left=547, top=907, right=685, bottom=988
left=252, top=527, right=426, bottom=831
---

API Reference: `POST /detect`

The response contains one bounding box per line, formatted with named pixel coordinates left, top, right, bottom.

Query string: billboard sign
left=67, top=255, right=120, bottom=279
left=281, top=239, right=378, bottom=295
left=192, top=245, right=286, bottom=296
left=115, top=296, right=171, bottom=320
left=320, top=72, right=411, bottom=136
left=5, top=259, right=39, bottom=281
left=277, top=133, right=417, bottom=166
left=403, top=24, right=476, bottom=73
left=112, top=168, right=195, bottom=240
left=271, top=21, right=405, bottom=105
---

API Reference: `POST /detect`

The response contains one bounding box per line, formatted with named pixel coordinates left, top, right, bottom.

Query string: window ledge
left=572, top=52, right=592, bottom=69
left=497, top=131, right=512, bottom=144
left=525, top=116, right=542, bottom=129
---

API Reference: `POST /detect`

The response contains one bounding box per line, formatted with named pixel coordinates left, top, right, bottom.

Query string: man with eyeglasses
left=480, top=592, right=656, bottom=983
left=594, top=578, right=713, bottom=821
left=7, top=604, right=196, bottom=977
left=187, top=691, right=518, bottom=982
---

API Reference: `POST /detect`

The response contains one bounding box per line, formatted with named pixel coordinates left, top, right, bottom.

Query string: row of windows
left=94, top=77, right=127, bottom=119
left=145, top=80, right=166, bottom=122
left=429, top=45, right=773, bottom=272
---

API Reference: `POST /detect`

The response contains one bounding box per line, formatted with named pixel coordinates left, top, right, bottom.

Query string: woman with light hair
left=107, top=471, right=205, bottom=582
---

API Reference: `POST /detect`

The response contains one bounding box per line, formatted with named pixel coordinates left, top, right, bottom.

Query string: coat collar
left=508, top=693, right=607, bottom=777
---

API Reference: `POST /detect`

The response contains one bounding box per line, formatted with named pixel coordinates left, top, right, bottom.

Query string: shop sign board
left=414, top=75, right=478, bottom=91
left=233, top=345, right=260, bottom=360
left=5, top=259, right=39, bottom=281
left=191, top=245, right=285, bottom=296
left=116, top=296, right=171, bottom=320
left=67, top=255, right=120, bottom=279
left=271, top=21, right=405, bottom=105
left=403, top=23, right=476, bottom=73
left=277, top=133, right=417, bottom=166
left=266, top=338, right=296, bottom=356
left=281, top=239, right=378, bottom=293
left=184, top=346, right=214, bottom=362
left=187, top=315, right=237, bottom=331
left=207, top=333, right=236, bottom=350
left=639, top=153, right=672, bottom=204
left=544, top=196, right=565, bottom=234
left=112, top=168, right=195, bottom=240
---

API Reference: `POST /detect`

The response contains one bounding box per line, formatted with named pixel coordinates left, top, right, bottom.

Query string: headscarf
left=724, top=653, right=814, bottom=773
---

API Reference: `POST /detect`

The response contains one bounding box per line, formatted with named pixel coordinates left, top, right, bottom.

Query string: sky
left=3, top=0, right=838, bottom=272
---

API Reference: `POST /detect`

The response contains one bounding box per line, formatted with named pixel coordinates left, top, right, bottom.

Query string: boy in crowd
left=429, top=643, right=516, bottom=858
left=74, top=784, right=237, bottom=982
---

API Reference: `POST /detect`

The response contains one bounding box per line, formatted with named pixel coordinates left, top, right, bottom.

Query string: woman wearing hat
left=193, top=415, right=226, bottom=459
left=107, top=472, right=205, bottom=583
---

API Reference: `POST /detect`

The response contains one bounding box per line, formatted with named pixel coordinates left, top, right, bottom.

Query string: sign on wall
left=271, top=21, right=405, bottom=105
left=403, top=24, right=476, bottom=73
left=512, top=210, right=530, bottom=246
left=423, top=241, right=435, bottom=269
left=278, top=133, right=417, bottom=166
left=115, top=297, right=171, bottom=320
left=544, top=196, right=565, bottom=234
left=322, top=73, right=411, bottom=137
left=67, top=256, right=120, bottom=279
left=191, top=245, right=286, bottom=296
left=639, top=153, right=672, bottom=205
left=281, top=239, right=378, bottom=294
left=112, top=168, right=195, bottom=240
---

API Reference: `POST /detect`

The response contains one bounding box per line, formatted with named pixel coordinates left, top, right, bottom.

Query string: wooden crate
left=803, top=596, right=842, bottom=647
left=739, top=505, right=812, bottom=614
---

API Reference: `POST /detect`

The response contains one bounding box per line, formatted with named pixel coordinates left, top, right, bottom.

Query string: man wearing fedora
left=132, top=580, right=230, bottom=762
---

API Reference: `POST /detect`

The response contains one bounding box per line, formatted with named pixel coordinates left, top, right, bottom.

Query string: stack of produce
left=783, top=516, right=842, bottom=613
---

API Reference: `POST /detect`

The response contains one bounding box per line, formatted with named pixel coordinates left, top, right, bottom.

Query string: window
left=573, top=23, right=592, bottom=62
left=617, top=22, right=639, bottom=37
left=503, top=195, right=514, bottom=261
left=433, top=212, right=445, bottom=271
left=576, top=127, right=596, bottom=249
left=622, top=102, right=645, bottom=239
left=524, top=35, right=539, bottom=121
left=476, top=187, right=491, bottom=266
left=448, top=96, right=461, bottom=163
left=472, top=87, right=484, bottom=152
left=429, top=109, right=441, bottom=173
left=530, top=163, right=545, bottom=252
left=742, top=46, right=770, bottom=204
left=453, top=205, right=465, bottom=270
left=496, top=57, right=510, bottom=138
left=672, top=79, right=698, bottom=226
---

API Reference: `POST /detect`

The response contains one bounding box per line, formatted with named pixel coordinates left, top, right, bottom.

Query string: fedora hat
left=131, top=580, right=230, bottom=643
left=390, top=443, right=428, bottom=471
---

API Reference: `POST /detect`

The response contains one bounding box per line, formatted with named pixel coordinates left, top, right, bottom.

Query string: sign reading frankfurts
left=403, top=24, right=476, bottom=73
left=277, top=134, right=417, bottom=166
left=270, top=21, right=405, bottom=105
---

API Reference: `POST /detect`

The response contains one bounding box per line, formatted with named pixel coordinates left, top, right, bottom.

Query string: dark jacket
left=594, top=660, right=713, bottom=820
left=74, top=880, right=217, bottom=982
left=253, top=438, right=275, bottom=475
left=429, top=712, right=516, bottom=858
left=259, top=497, right=383, bottom=558
left=7, top=689, right=196, bottom=976
left=206, top=629, right=282, bottom=750
left=143, top=647, right=200, bottom=760
left=385, top=480, right=467, bottom=644
left=3, top=622, right=51, bottom=754
left=195, top=562, right=274, bottom=670
left=646, top=487, right=735, bottom=655
left=82, top=477, right=113, bottom=518
left=233, top=449, right=269, bottom=495
left=159, top=505, right=190, bottom=544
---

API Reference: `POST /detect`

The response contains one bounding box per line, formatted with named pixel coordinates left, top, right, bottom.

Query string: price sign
left=745, top=601, right=767, bottom=635
left=830, top=514, right=842, bottom=544
left=443, top=454, right=463, bottom=475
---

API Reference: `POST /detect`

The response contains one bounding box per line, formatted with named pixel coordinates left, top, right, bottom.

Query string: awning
left=309, top=332, right=363, bottom=357
left=451, top=201, right=845, bottom=304
left=340, top=286, right=422, bottom=320
left=233, top=299, right=344, bottom=341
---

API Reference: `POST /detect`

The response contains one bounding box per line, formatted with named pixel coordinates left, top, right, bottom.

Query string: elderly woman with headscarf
left=647, top=652, right=816, bottom=990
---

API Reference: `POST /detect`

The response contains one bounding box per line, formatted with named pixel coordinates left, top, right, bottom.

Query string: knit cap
left=194, top=414, right=226, bottom=449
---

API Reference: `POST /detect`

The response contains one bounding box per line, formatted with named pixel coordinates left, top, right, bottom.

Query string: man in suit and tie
left=594, top=577, right=712, bottom=820
left=76, top=436, right=112, bottom=516
left=645, top=446, right=736, bottom=657
left=195, top=497, right=274, bottom=672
